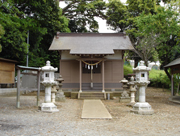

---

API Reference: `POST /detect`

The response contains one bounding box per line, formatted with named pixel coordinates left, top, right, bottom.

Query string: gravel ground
left=0, top=87, right=180, bottom=136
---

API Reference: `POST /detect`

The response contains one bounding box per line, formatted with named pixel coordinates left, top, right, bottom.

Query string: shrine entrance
left=81, top=60, right=102, bottom=91
left=77, top=58, right=105, bottom=92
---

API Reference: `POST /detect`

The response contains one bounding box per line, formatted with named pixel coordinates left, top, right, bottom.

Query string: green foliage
left=106, top=0, right=129, bottom=32
left=124, top=65, right=133, bottom=76
left=63, top=0, right=106, bottom=32
left=0, top=0, right=70, bottom=67
left=127, top=0, right=156, bottom=15
left=149, top=69, right=166, bottom=79
left=149, top=69, right=170, bottom=88
left=0, top=1, right=30, bottom=62
left=126, top=6, right=180, bottom=68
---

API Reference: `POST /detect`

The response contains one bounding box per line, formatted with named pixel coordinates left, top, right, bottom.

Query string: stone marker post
left=131, top=62, right=154, bottom=115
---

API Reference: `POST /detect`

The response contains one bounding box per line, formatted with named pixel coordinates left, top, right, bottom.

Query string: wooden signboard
left=0, top=58, right=17, bottom=84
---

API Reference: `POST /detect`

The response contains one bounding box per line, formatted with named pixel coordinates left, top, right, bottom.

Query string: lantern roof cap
left=40, top=61, right=58, bottom=71
left=133, top=61, right=151, bottom=71
left=56, top=75, right=64, bottom=82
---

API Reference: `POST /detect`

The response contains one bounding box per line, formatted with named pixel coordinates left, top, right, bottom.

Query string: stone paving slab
left=81, top=99, right=112, bottom=119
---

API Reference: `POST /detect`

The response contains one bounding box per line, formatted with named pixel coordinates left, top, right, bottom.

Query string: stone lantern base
left=131, top=102, right=154, bottom=115
left=39, top=103, right=59, bottom=113
left=126, top=102, right=136, bottom=107
left=56, top=90, right=66, bottom=102
left=119, top=97, right=130, bottom=103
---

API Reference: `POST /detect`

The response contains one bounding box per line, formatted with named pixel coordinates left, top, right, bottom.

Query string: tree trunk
left=164, top=67, right=171, bottom=81
left=144, top=60, right=148, bottom=67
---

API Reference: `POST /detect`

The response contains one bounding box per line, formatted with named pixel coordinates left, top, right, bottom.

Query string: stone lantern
left=131, top=62, right=154, bottom=115
left=55, top=75, right=66, bottom=102
left=119, top=78, right=130, bottom=102
left=39, top=60, right=59, bottom=112
left=127, top=76, right=136, bottom=107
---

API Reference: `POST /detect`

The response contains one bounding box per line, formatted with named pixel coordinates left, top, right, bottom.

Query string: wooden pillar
left=171, top=74, right=174, bottom=96
left=79, top=60, right=82, bottom=92
left=102, top=60, right=105, bottom=92
left=37, top=71, right=41, bottom=106
left=16, top=69, right=20, bottom=108
left=59, top=51, right=61, bottom=74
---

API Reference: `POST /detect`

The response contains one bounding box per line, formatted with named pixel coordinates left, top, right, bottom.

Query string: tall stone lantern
left=131, top=62, right=154, bottom=115
left=39, top=61, right=59, bottom=112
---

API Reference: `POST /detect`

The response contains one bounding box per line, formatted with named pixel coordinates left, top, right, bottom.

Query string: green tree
left=105, top=0, right=159, bottom=67
left=106, top=0, right=129, bottom=32
left=0, top=0, right=70, bottom=67
left=0, top=1, right=31, bottom=62
left=133, top=6, right=180, bottom=67
left=62, top=0, right=106, bottom=32
left=0, top=24, right=5, bottom=52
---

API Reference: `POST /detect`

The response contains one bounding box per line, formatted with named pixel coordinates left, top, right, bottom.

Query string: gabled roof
left=49, top=33, right=134, bottom=55
left=164, top=58, right=180, bottom=68
left=0, top=58, right=18, bottom=63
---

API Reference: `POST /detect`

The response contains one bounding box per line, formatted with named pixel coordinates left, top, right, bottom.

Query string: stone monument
left=55, top=75, right=66, bottom=102
left=39, top=61, right=59, bottom=112
left=119, top=78, right=130, bottom=102
left=131, top=62, right=154, bottom=115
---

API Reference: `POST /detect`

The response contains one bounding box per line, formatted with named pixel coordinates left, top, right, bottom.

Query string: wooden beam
left=171, top=74, right=174, bottom=96
left=16, top=69, right=20, bottom=108
left=76, top=58, right=107, bottom=61
left=102, top=60, right=105, bottom=92
left=79, top=60, right=82, bottom=92
left=37, top=71, right=41, bottom=106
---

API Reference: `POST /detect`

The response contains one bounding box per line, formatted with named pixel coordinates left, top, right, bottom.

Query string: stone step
left=78, top=93, right=106, bottom=100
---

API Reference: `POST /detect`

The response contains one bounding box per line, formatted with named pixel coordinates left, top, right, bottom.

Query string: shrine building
left=49, top=33, right=134, bottom=93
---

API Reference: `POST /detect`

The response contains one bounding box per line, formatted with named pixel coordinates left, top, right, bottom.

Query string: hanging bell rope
left=82, top=60, right=102, bottom=66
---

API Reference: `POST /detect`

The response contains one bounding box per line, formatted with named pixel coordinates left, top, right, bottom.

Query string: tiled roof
left=49, top=33, right=134, bottom=54
left=164, top=58, right=180, bottom=68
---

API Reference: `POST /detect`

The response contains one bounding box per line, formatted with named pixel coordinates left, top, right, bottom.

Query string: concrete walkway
left=81, top=100, right=112, bottom=119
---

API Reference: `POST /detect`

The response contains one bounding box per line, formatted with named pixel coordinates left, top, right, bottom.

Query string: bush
left=124, top=65, right=133, bottom=76
left=149, top=69, right=170, bottom=88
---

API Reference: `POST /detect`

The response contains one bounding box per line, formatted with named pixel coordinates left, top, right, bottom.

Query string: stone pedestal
left=44, top=86, right=52, bottom=103
left=56, top=90, right=66, bottom=102
left=131, top=102, right=154, bottom=115
left=51, top=86, right=57, bottom=103
left=39, top=103, right=59, bottom=113
left=127, top=87, right=136, bottom=107
left=131, top=82, right=154, bottom=115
